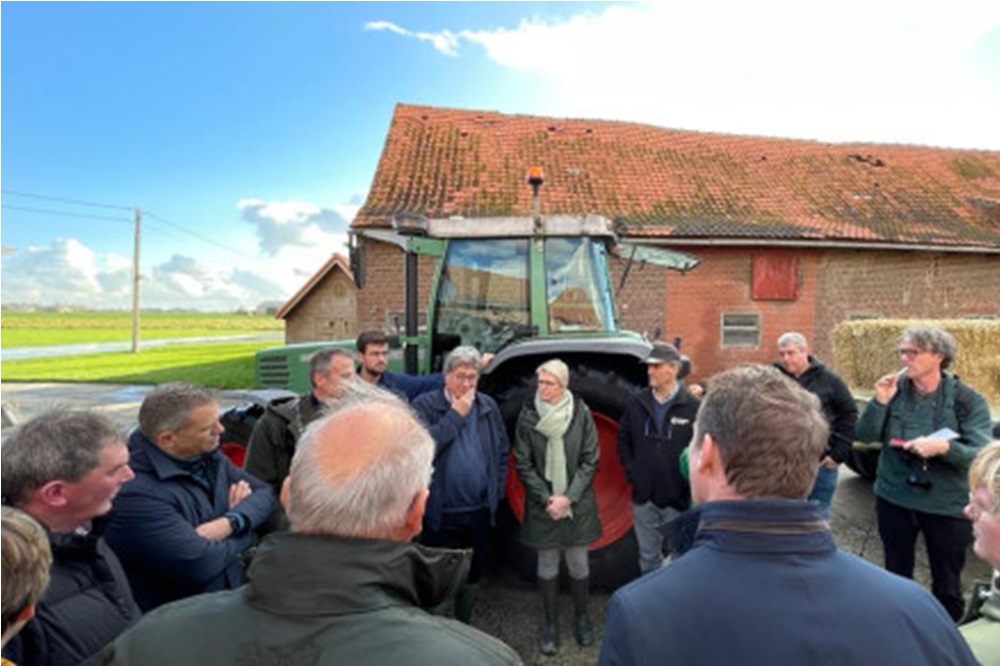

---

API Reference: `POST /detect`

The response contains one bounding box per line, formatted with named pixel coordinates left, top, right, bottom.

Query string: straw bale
left=833, top=319, right=1000, bottom=406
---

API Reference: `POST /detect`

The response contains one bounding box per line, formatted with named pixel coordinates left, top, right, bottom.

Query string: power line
left=2, top=187, right=256, bottom=261
left=144, top=210, right=255, bottom=260
left=1, top=188, right=133, bottom=211
left=1, top=204, right=132, bottom=223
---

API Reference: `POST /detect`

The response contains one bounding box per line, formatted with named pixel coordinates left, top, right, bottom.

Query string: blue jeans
left=632, top=502, right=681, bottom=575
left=808, top=465, right=838, bottom=519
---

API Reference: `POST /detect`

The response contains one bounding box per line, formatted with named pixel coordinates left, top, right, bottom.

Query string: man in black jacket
left=616, top=342, right=700, bottom=575
left=1, top=410, right=141, bottom=666
left=774, top=331, right=858, bottom=518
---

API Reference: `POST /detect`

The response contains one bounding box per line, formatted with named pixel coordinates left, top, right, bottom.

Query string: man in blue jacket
left=356, top=330, right=443, bottom=401
left=104, top=382, right=275, bottom=612
left=412, top=346, right=509, bottom=623
left=599, top=365, right=977, bottom=666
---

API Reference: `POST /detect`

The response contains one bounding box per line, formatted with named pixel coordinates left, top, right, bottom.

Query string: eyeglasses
left=452, top=372, right=478, bottom=384
left=897, top=347, right=922, bottom=359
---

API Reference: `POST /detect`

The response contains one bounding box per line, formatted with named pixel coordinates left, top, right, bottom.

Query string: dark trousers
left=420, top=507, right=491, bottom=583
left=876, top=496, right=972, bottom=621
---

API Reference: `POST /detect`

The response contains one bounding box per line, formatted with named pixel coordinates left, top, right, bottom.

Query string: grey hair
left=138, top=382, right=217, bottom=439
left=443, top=346, right=482, bottom=374
left=1, top=410, right=124, bottom=506
left=694, top=364, right=828, bottom=499
left=309, top=347, right=354, bottom=387
left=902, top=326, right=957, bottom=370
left=287, top=381, right=434, bottom=539
left=777, top=332, right=808, bottom=350
left=537, top=358, right=570, bottom=387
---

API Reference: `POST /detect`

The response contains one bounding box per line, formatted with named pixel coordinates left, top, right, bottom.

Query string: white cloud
left=1, top=238, right=112, bottom=305
left=1, top=196, right=360, bottom=311
left=1, top=240, right=287, bottom=312
left=237, top=198, right=354, bottom=256
left=365, top=20, right=461, bottom=56
left=371, top=1, right=1000, bottom=149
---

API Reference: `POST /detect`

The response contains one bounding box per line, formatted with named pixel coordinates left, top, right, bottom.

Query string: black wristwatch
left=226, top=513, right=245, bottom=536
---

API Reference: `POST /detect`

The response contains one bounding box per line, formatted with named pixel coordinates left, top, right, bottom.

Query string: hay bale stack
left=832, top=319, right=1000, bottom=406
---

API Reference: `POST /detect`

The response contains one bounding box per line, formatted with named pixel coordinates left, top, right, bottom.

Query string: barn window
left=721, top=312, right=761, bottom=347
left=751, top=253, right=798, bottom=300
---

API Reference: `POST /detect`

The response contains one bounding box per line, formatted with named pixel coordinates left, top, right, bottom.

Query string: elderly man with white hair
left=103, top=384, right=521, bottom=666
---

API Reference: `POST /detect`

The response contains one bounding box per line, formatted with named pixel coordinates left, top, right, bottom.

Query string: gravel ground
left=469, top=466, right=991, bottom=664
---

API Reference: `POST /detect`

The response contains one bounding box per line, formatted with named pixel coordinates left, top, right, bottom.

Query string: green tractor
left=254, top=169, right=698, bottom=588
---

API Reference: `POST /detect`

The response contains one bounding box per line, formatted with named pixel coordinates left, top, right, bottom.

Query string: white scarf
left=534, top=389, right=574, bottom=507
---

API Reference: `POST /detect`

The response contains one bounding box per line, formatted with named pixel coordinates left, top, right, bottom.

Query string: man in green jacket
left=104, top=383, right=521, bottom=666
left=244, top=347, right=356, bottom=533
left=857, top=326, right=993, bottom=621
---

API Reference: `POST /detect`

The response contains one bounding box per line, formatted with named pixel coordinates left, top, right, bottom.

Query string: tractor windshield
left=545, top=237, right=615, bottom=333
left=434, top=239, right=531, bottom=352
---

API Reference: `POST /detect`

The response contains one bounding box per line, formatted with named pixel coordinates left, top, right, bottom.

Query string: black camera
left=904, top=453, right=933, bottom=490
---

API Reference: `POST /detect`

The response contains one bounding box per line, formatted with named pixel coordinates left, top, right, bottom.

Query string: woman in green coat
left=514, top=358, right=602, bottom=657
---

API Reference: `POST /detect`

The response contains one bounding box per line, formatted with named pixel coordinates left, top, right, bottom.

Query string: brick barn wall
left=815, top=248, right=1000, bottom=358
left=609, top=256, right=666, bottom=339
left=354, top=238, right=436, bottom=335
left=664, top=246, right=999, bottom=388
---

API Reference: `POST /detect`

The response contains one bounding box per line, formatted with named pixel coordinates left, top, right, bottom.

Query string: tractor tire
left=494, top=363, right=642, bottom=591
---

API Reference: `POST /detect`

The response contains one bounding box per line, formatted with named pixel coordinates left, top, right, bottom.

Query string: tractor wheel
left=495, top=363, right=641, bottom=590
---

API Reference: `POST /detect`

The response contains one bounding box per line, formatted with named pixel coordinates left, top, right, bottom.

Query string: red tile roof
left=275, top=253, right=351, bottom=320
left=354, top=104, right=1000, bottom=251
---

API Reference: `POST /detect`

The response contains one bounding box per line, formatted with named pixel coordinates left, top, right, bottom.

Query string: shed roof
left=353, top=104, right=1000, bottom=251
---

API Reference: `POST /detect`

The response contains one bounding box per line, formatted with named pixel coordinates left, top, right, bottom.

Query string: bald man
left=104, top=383, right=520, bottom=666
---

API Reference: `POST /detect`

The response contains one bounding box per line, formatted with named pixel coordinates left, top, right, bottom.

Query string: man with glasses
left=616, top=342, right=700, bottom=575
left=857, top=326, right=992, bottom=621
left=412, top=346, right=510, bottom=623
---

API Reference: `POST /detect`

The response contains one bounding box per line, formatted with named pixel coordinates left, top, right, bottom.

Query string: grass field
left=1, top=340, right=281, bottom=389
left=1, top=311, right=285, bottom=388
left=1, top=311, right=282, bottom=348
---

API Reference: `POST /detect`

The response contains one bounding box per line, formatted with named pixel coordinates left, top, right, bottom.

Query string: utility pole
left=131, top=208, right=141, bottom=353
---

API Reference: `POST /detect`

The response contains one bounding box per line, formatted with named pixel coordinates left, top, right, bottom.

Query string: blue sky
left=2, top=1, right=998, bottom=311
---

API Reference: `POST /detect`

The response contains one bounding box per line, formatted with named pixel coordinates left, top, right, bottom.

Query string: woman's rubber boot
left=570, top=576, right=595, bottom=647
left=538, top=577, right=560, bottom=656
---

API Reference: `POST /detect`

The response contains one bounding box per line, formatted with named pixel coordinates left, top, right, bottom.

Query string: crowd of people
left=1, top=325, right=997, bottom=665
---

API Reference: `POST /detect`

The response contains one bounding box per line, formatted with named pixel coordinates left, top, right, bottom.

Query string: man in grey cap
left=616, top=343, right=701, bottom=575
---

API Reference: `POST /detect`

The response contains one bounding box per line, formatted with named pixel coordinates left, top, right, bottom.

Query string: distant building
left=276, top=254, right=356, bottom=344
